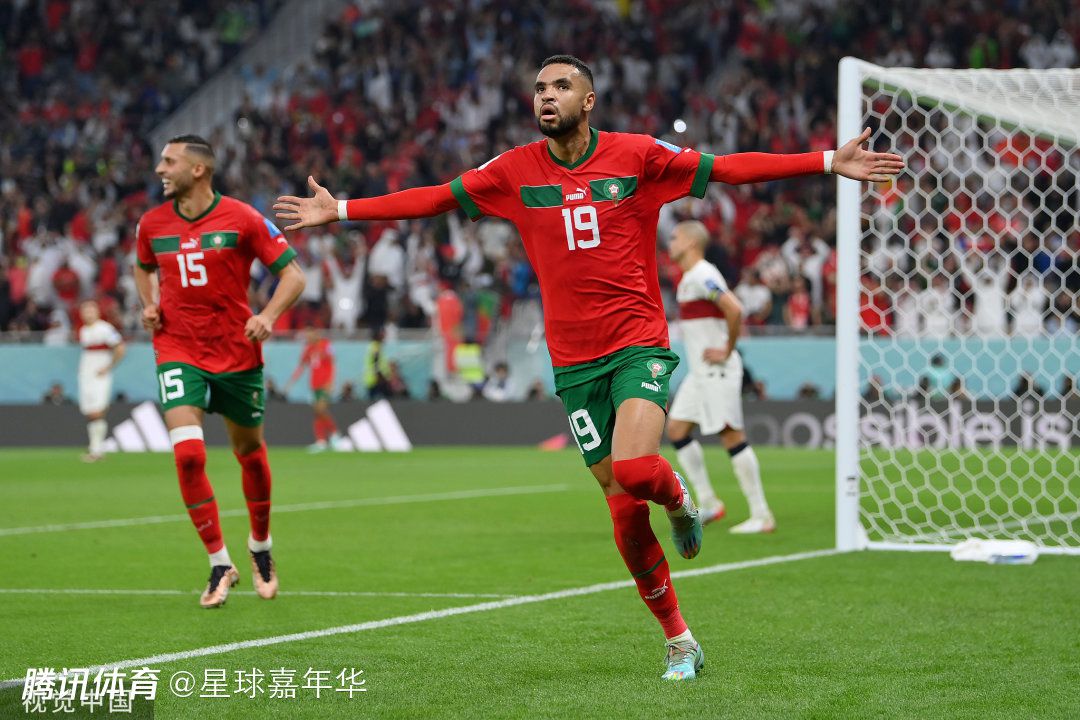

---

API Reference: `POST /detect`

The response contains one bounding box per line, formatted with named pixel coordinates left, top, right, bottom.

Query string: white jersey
left=78, top=319, right=122, bottom=414
left=671, top=259, right=743, bottom=433
left=676, top=259, right=732, bottom=377
left=79, top=320, right=122, bottom=375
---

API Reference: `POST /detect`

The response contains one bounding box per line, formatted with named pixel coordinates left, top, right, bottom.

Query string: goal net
left=835, top=58, right=1080, bottom=554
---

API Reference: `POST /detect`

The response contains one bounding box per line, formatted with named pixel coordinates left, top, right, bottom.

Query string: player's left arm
left=245, top=213, right=307, bottom=341
left=245, top=260, right=305, bottom=341
left=710, top=128, right=905, bottom=184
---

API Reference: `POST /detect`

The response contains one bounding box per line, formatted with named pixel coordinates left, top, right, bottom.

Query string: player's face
left=533, top=64, right=594, bottom=138
left=79, top=301, right=100, bottom=324
left=155, top=143, right=197, bottom=200
left=668, top=228, right=691, bottom=261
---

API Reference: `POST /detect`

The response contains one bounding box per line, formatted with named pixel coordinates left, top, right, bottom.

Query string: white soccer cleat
left=700, top=502, right=726, bottom=526
left=729, top=515, right=776, bottom=534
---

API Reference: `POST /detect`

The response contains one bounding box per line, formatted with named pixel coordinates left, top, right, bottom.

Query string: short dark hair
left=541, top=54, right=593, bottom=88
left=167, top=134, right=215, bottom=161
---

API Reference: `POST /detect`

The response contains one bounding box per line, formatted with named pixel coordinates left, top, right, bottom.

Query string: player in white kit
left=666, top=221, right=774, bottom=533
left=78, top=300, right=126, bottom=462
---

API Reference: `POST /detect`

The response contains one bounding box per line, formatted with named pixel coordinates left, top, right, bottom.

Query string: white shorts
left=668, top=352, right=744, bottom=435
left=79, top=373, right=112, bottom=415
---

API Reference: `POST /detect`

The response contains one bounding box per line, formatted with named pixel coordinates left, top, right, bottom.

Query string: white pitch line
left=0, top=484, right=570, bottom=538
left=0, top=588, right=516, bottom=599
left=0, top=548, right=843, bottom=689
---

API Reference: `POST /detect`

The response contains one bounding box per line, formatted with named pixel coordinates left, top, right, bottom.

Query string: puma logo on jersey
left=641, top=381, right=661, bottom=392
left=181, top=237, right=199, bottom=250
left=565, top=190, right=586, bottom=201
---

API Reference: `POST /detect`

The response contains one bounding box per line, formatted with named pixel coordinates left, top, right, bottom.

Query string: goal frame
left=834, top=57, right=1080, bottom=555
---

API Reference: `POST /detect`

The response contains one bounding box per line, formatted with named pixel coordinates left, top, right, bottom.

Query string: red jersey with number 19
left=451, top=129, right=714, bottom=366
left=136, top=192, right=297, bottom=373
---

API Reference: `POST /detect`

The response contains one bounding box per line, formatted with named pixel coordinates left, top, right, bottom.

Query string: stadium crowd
left=1, top=0, right=1078, bottom=347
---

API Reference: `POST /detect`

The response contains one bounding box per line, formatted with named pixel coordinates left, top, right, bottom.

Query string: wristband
left=338, top=200, right=348, bottom=221
left=823, top=150, right=835, bottom=174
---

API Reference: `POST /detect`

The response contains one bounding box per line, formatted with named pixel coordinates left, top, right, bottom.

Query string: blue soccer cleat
left=662, top=638, right=704, bottom=681
left=667, top=472, right=703, bottom=559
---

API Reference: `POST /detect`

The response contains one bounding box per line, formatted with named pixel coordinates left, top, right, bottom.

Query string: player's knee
left=170, top=426, right=206, bottom=477
left=173, top=443, right=205, bottom=477
left=612, top=455, right=662, bottom=500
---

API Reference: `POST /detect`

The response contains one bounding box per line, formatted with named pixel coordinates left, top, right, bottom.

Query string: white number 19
left=561, top=205, right=601, bottom=251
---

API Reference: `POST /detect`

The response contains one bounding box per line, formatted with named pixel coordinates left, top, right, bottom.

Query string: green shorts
left=313, top=387, right=333, bottom=403
left=554, top=346, right=680, bottom=467
left=156, top=362, right=265, bottom=427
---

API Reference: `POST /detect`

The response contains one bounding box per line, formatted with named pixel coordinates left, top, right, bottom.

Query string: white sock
left=208, top=548, right=232, bottom=568
left=248, top=534, right=272, bottom=553
left=675, top=440, right=719, bottom=508
left=666, top=628, right=696, bottom=645
left=731, top=445, right=770, bottom=518
left=87, top=419, right=108, bottom=454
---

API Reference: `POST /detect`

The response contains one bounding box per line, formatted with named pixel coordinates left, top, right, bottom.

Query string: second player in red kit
left=274, top=55, right=903, bottom=679
left=135, top=135, right=305, bottom=609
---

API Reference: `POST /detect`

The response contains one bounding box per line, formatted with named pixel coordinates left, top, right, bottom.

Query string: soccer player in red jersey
left=274, top=56, right=904, bottom=678
left=285, top=325, right=341, bottom=452
left=135, top=135, right=306, bottom=609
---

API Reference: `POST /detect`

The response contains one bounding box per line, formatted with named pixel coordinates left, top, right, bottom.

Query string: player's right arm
left=702, top=274, right=743, bottom=365
left=273, top=176, right=460, bottom=231
left=133, top=221, right=162, bottom=332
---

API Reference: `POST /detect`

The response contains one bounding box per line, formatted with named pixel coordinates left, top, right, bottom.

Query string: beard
left=537, top=108, right=581, bottom=138
left=161, top=177, right=190, bottom=199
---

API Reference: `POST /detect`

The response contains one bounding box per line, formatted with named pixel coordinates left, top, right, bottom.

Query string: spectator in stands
left=962, top=253, right=1009, bottom=337
left=734, top=269, right=771, bottom=326
left=918, top=354, right=964, bottom=403
left=1009, top=273, right=1048, bottom=337
left=481, top=361, right=512, bottom=402
left=42, top=382, right=72, bottom=405
left=918, top=274, right=957, bottom=338
left=1012, top=373, right=1046, bottom=401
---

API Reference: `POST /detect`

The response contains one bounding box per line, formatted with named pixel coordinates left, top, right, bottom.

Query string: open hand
left=273, top=176, right=338, bottom=231
left=832, top=128, right=906, bottom=182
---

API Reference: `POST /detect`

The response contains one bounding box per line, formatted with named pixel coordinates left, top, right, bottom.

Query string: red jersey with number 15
left=451, top=129, right=714, bottom=366
left=136, top=192, right=296, bottom=373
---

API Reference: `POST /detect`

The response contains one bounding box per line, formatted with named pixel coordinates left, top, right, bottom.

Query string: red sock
left=612, top=455, right=683, bottom=508
left=314, top=415, right=337, bottom=441
left=236, top=444, right=272, bottom=542
left=174, top=439, right=223, bottom=554
left=607, top=492, right=687, bottom=638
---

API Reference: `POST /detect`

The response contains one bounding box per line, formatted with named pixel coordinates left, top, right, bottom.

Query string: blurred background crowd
left=1, top=0, right=1078, bottom=352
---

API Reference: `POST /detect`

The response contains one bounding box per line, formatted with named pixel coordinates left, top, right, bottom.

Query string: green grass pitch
left=1, top=446, right=1077, bottom=719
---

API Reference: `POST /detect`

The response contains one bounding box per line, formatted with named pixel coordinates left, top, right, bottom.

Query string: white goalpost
left=835, top=58, right=1080, bottom=555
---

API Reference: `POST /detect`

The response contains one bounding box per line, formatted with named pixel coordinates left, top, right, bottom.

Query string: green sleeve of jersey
left=268, top=247, right=297, bottom=275
left=690, top=153, right=715, bottom=199
left=450, top=176, right=483, bottom=221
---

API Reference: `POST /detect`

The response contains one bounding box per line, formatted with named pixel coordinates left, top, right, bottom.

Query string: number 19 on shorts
left=568, top=409, right=602, bottom=452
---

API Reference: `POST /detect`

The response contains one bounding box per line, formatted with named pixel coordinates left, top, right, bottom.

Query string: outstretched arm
left=710, top=128, right=905, bottom=185
left=274, top=177, right=458, bottom=231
